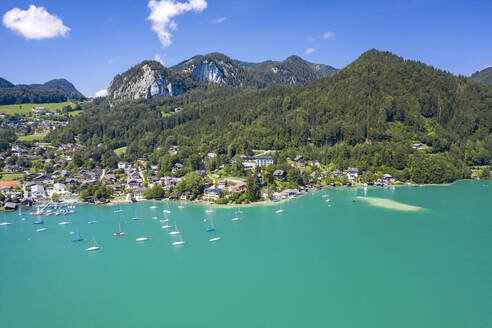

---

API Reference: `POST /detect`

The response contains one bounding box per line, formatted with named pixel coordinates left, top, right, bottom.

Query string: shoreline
left=11, top=179, right=486, bottom=211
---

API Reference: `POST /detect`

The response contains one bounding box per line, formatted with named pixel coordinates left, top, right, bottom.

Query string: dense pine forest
left=47, top=50, right=492, bottom=184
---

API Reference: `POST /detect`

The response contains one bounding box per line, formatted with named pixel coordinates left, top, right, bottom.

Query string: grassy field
left=17, top=133, right=47, bottom=142
left=68, top=110, right=83, bottom=116
left=0, top=173, right=24, bottom=181
left=0, top=102, right=74, bottom=114
left=114, top=146, right=127, bottom=156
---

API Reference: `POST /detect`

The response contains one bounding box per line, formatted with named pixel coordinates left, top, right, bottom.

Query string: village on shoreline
left=2, top=105, right=490, bottom=212
left=1, top=138, right=409, bottom=212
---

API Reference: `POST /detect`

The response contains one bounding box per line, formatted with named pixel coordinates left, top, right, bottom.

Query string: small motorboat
left=33, top=219, right=44, bottom=224
left=275, top=209, right=284, bottom=214
left=160, top=218, right=169, bottom=223
left=136, top=237, right=150, bottom=242
left=177, top=205, right=185, bottom=209
left=172, top=241, right=185, bottom=246
left=161, top=224, right=172, bottom=229
left=163, top=209, right=171, bottom=214
left=209, top=237, right=221, bottom=242
left=58, top=221, right=72, bottom=225
left=232, top=217, right=240, bottom=221
left=88, top=220, right=97, bottom=224
left=169, top=231, right=181, bottom=235
left=36, top=228, right=47, bottom=232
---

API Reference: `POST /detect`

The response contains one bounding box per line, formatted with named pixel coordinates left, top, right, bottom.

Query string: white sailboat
left=58, top=221, right=72, bottom=225
left=207, top=217, right=221, bottom=242
left=161, top=221, right=172, bottom=229
left=163, top=202, right=171, bottom=214
left=85, top=234, right=102, bottom=251
left=0, top=211, right=12, bottom=226
left=172, top=234, right=185, bottom=246
left=169, top=222, right=182, bottom=235
left=232, top=206, right=241, bottom=221
left=114, top=200, right=123, bottom=213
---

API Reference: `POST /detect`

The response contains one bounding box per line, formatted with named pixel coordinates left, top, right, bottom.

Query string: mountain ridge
left=0, top=77, right=85, bottom=104
left=50, top=49, right=491, bottom=185
left=470, top=67, right=492, bottom=85
left=108, top=52, right=338, bottom=103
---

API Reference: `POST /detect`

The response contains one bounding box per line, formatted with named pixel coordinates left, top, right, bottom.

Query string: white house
left=241, top=156, right=274, bottom=169
left=53, top=183, right=68, bottom=194
left=118, top=162, right=131, bottom=169
left=203, top=187, right=222, bottom=200
left=346, top=168, right=359, bottom=181
left=31, top=184, right=46, bottom=199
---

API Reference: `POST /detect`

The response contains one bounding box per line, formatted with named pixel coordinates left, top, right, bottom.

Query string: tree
left=143, top=185, right=165, bottom=199
left=479, top=167, right=490, bottom=180
left=51, top=192, right=60, bottom=202
left=246, top=170, right=260, bottom=202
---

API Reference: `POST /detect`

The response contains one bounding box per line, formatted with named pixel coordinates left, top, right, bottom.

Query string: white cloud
left=305, top=47, right=315, bottom=55
left=2, top=5, right=70, bottom=40
left=154, top=54, right=165, bottom=65
left=147, top=0, right=207, bottom=48
left=95, top=89, right=108, bottom=97
left=210, top=16, right=226, bottom=24
left=321, top=31, right=335, bottom=39
left=108, top=58, right=114, bottom=64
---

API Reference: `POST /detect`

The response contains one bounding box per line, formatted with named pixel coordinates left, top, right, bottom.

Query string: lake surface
left=1, top=180, right=491, bottom=327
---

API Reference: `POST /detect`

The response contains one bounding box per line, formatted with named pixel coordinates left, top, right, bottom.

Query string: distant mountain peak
left=470, top=67, right=492, bottom=85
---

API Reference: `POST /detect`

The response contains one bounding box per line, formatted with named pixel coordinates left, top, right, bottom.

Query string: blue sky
left=1, top=0, right=491, bottom=97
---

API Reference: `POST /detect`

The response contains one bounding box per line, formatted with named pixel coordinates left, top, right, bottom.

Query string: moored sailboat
left=85, top=234, right=102, bottom=251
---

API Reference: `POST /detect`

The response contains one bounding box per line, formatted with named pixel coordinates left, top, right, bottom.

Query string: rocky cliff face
left=109, top=53, right=338, bottom=104
left=179, top=53, right=245, bottom=87
left=108, top=61, right=193, bottom=104
left=190, top=61, right=224, bottom=83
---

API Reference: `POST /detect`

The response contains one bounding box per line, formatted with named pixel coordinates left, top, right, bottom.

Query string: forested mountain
left=235, top=55, right=338, bottom=86
left=471, top=67, right=492, bottom=85
left=0, top=88, right=67, bottom=105
left=17, top=78, right=84, bottom=98
left=109, top=53, right=337, bottom=103
left=48, top=50, right=492, bottom=184
left=0, top=77, right=85, bottom=104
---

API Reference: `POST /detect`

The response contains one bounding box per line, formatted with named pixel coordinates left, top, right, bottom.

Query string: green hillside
left=47, top=50, right=492, bottom=184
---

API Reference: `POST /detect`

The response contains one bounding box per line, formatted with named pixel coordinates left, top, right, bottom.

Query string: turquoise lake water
left=1, top=180, right=491, bottom=327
